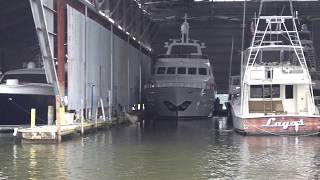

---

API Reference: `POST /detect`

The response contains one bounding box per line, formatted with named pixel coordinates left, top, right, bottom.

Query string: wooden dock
left=17, top=117, right=130, bottom=142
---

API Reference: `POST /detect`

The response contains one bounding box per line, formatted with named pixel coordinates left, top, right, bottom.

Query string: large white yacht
left=144, top=16, right=216, bottom=119
left=230, top=1, right=320, bottom=135
left=0, top=63, right=55, bottom=125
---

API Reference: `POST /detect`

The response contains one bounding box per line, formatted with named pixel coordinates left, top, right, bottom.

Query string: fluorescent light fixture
left=107, top=17, right=115, bottom=24
left=194, top=0, right=317, bottom=1
left=194, top=0, right=251, bottom=2
left=260, top=0, right=318, bottom=1
left=98, top=11, right=115, bottom=24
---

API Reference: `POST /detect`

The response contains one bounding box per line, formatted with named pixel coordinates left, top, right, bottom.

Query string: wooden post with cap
left=56, top=0, right=66, bottom=142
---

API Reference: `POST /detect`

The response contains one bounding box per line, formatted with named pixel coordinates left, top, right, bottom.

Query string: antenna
left=180, top=13, right=190, bottom=43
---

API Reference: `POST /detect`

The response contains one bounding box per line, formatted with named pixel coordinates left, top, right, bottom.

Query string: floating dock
left=16, top=117, right=130, bottom=142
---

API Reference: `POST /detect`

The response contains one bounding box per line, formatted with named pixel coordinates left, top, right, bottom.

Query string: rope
left=8, top=99, right=48, bottom=124
left=251, top=125, right=320, bottom=137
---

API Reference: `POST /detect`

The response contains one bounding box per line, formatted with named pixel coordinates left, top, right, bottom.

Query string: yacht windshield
left=198, top=68, right=207, bottom=75
left=177, top=67, right=186, bottom=74
left=188, top=67, right=197, bottom=75
left=170, top=45, right=198, bottom=55
left=156, top=67, right=166, bottom=74
left=0, top=74, right=47, bottom=84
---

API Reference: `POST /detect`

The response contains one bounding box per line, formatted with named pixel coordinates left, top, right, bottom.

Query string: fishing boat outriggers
left=230, top=0, right=320, bottom=135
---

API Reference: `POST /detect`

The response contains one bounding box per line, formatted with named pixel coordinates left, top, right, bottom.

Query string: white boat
left=144, top=15, right=216, bottom=119
left=230, top=1, right=320, bottom=135
left=0, top=65, right=55, bottom=125
left=228, top=75, right=241, bottom=99
left=226, top=75, right=240, bottom=116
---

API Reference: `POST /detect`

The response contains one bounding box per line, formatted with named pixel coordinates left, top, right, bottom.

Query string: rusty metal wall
left=67, top=5, right=151, bottom=115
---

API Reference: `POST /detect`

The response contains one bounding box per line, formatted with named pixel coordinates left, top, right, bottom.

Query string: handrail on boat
left=144, top=81, right=214, bottom=90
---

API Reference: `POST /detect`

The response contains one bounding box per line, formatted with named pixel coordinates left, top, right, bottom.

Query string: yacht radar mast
left=181, top=14, right=190, bottom=43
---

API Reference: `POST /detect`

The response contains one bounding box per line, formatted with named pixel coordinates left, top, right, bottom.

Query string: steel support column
left=57, top=0, right=66, bottom=96
left=57, top=0, right=66, bottom=142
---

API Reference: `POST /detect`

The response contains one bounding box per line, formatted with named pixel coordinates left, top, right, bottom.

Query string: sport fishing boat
left=144, top=15, right=216, bottom=118
left=0, top=63, right=55, bottom=125
left=230, top=1, right=320, bottom=135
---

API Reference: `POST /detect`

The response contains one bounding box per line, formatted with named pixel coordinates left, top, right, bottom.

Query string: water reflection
left=0, top=118, right=319, bottom=179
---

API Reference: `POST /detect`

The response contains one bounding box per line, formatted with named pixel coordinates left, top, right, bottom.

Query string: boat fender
left=27, top=61, right=36, bottom=69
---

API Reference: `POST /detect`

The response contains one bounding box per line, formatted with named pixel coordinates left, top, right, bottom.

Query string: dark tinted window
left=263, top=85, right=280, bottom=98
left=285, top=85, right=293, bottom=99
left=232, top=78, right=240, bottom=85
left=177, top=67, right=186, bottom=74
left=251, top=85, right=263, bottom=98
left=250, top=85, right=280, bottom=98
left=166, top=67, right=176, bottom=74
left=271, top=85, right=280, bottom=98
left=266, top=70, right=272, bottom=79
left=188, top=67, right=197, bottom=75
left=170, top=45, right=198, bottom=55
left=1, top=74, right=47, bottom=84
left=199, top=68, right=207, bottom=75
left=314, top=89, right=320, bottom=96
left=263, top=85, right=272, bottom=98
left=157, top=67, right=166, bottom=74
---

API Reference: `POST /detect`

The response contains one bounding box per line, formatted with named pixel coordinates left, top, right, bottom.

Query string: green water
left=0, top=118, right=319, bottom=180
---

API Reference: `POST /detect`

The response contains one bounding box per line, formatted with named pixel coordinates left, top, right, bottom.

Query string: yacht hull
left=0, top=93, right=55, bottom=125
left=230, top=105, right=320, bottom=135
left=144, top=87, right=215, bottom=119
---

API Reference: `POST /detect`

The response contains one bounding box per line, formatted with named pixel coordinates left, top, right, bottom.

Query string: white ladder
left=29, top=0, right=59, bottom=95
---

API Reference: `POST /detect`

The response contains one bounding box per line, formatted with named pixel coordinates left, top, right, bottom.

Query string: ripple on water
left=0, top=119, right=319, bottom=180
left=0, top=171, right=8, bottom=180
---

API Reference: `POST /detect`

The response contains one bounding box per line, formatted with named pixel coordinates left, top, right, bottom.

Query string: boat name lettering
left=262, top=117, right=304, bottom=131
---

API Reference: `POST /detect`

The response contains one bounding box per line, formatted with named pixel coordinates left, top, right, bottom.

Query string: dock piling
left=31, top=108, right=36, bottom=128
left=81, top=99, right=84, bottom=134
left=48, top=105, right=54, bottom=125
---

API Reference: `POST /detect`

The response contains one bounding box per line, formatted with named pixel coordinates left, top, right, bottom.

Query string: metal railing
left=144, top=81, right=214, bottom=90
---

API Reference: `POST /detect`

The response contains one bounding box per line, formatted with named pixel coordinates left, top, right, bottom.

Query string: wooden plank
left=17, top=118, right=126, bottom=141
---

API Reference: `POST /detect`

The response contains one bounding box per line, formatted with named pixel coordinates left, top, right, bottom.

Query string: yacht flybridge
left=144, top=15, right=216, bottom=118
left=230, top=0, right=320, bottom=135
